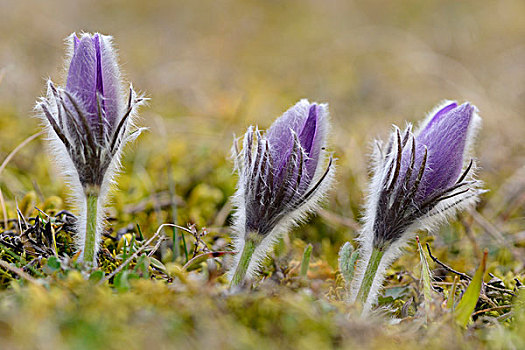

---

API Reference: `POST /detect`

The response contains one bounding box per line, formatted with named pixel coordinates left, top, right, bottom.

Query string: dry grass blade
left=182, top=251, right=233, bottom=270
left=101, top=223, right=176, bottom=284
left=0, top=131, right=44, bottom=177
left=0, top=260, right=38, bottom=284
left=319, top=209, right=360, bottom=231
left=0, top=68, right=5, bottom=86
left=416, top=236, right=433, bottom=320
left=468, top=209, right=506, bottom=244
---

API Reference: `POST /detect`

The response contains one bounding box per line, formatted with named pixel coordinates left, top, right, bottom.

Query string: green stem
left=230, top=237, right=257, bottom=288
left=356, top=247, right=384, bottom=305
left=83, top=193, right=98, bottom=265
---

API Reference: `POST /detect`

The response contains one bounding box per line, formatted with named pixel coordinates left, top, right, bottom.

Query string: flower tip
left=73, top=35, right=80, bottom=51
left=458, top=101, right=474, bottom=113
left=454, top=102, right=481, bottom=130
left=427, top=101, right=458, bottom=124
left=308, top=103, right=318, bottom=116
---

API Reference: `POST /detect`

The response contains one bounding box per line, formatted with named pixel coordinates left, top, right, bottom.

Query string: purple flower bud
left=37, top=33, right=144, bottom=189
left=36, top=33, right=145, bottom=264
left=402, top=102, right=474, bottom=201
left=230, top=99, right=334, bottom=282
left=371, top=102, right=482, bottom=248
left=265, top=103, right=323, bottom=185
left=348, top=101, right=483, bottom=310
left=66, top=33, right=122, bottom=131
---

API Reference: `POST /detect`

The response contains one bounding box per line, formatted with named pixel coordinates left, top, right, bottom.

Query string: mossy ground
left=0, top=0, right=524, bottom=349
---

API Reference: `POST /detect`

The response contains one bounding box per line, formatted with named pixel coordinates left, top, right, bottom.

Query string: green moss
left=0, top=0, right=524, bottom=347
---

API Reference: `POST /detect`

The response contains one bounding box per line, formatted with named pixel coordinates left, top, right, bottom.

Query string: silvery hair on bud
left=228, top=100, right=335, bottom=282
left=349, top=101, right=484, bottom=310
left=35, top=33, right=146, bottom=258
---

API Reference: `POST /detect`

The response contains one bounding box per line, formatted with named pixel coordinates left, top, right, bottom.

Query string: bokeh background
left=2, top=0, right=524, bottom=256
left=2, top=0, right=525, bottom=197
left=0, top=0, right=524, bottom=348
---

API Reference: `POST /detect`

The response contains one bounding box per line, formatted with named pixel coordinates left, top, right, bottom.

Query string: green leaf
left=89, top=270, right=105, bottom=283
left=149, top=257, right=167, bottom=273
left=300, top=244, right=313, bottom=278
left=417, top=237, right=433, bottom=317
left=113, top=270, right=140, bottom=292
left=46, top=256, right=61, bottom=271
left=134, top=254, right=151, bottom=277
left=446, top=275, right=459, bottom=309
left=338, top=242, right=358, bottom=284
left=454, top=250, right=488, bottom=327
left=383, top=286, right=410, bottom=300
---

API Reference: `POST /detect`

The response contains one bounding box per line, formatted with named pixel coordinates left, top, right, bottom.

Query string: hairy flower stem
left=356, top=247, right=385, bottom=305
left=84, top=193, right=99, bottom=265
left=230, top=234, right=260, bottom=288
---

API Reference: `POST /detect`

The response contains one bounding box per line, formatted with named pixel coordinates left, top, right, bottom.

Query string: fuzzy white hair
left=349, top=101, right=483, bottom=313
left=228, top=99, right=335, bottom=282
left=35, top=33, right=145, bottom=264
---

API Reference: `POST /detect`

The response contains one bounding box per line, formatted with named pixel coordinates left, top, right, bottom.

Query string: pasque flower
left=229, top=99, right=334, bottom=287
left=348, top=101, right=483, bottom=311
left=36, top=33, right=144, bottom=265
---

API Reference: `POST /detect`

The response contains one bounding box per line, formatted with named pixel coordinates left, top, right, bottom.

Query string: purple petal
left=73, top=36, right=81, bottom=51
left=66, top=34, right=98, bottom=119
left=419, top=102, right=458, bottom=136
left=98, top=35, right=122, bottom=128
left=266, top=100, right=312, bottom=173
left=401, top=103, right=474, bottom=201
left=65, top=33, right=122, bottom=130
left=298, top=105, right=317, bottom=156
left=298, top=104, right=327, bottom=181
left=94, top=34, right=104, bottom=100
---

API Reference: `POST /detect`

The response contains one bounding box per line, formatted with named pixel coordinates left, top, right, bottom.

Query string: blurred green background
left=0, top=0, right=524, bottom=349
left=1, top=0, right=525, bottom=195
left=1, top=0, right=524, bottom=241
left=1, top=0, right=524, bottom=261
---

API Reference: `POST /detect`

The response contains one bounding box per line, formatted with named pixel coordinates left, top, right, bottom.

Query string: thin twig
left=0, top=131, right=44, bottom=177
left=426, top=243, right=516, bottom=297
left=471, top=304, right=512, bottom=317
left=101, top=223, right=175, bottom=284
left=497, top=311, right=514, bottom=321
left=425, top=243, right=471, bottom=280
left=182, top=250, right=234, bottom=270
left=147, top=236, right=166, bottom=257
left=0, top=260, right=38, bottom=284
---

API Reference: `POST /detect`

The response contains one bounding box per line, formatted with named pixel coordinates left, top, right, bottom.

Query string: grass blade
left=416, top=236, right=433, bottom=319
left=300, top=244, right=313, bottom=278
left=454, top=249, right=488, bottom=327
left=447, top=275, right=459, bottom=309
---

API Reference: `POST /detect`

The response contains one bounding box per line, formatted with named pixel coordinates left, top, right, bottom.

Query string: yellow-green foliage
left=0, top=0, right=524, bottom=348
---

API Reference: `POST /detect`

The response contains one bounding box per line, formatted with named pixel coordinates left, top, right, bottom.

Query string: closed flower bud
left=36, top=33, right=145, bottom=265
left=229, top=99, right=334, bottom=287
left=350, top=101, right=483, bottom=311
